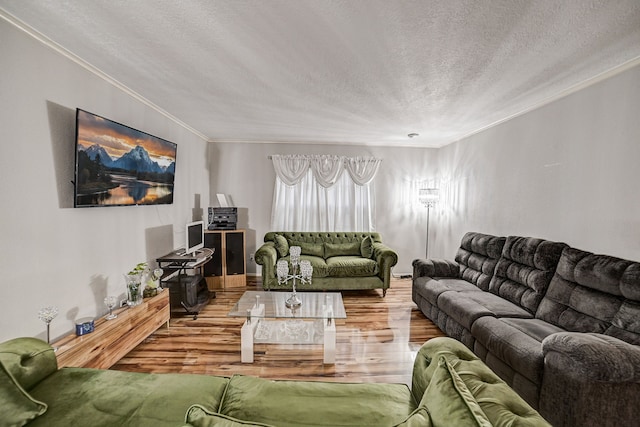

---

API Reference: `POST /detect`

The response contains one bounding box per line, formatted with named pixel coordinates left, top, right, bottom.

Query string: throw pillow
left=392, top=407, right=433, bottom=427
left=324, top=241, right=361, bottom=258
left=185, top=404, right=275, bottom=427
left=360, top=235, right=374, bottom=259
left=421, top=356, right=492, bottom=427
left=274, top=234, right=289, bottom=258
left=0, top=360, right=47, bottom=426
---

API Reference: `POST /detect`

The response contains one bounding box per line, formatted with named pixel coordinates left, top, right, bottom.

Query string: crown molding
left=0, top=9, right=209, bottom=142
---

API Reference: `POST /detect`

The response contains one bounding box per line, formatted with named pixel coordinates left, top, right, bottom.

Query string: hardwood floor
left=111, top=277, right=445, bottom=386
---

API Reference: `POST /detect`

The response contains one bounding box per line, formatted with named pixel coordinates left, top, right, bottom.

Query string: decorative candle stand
left=37, top=306, right=59, bottom=350
left=276, top=246, right=313, bottom=309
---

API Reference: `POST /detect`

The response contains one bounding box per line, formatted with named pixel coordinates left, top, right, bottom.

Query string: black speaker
left=225, top=231, right=245, bottom=275
left=204, top=232, right=223, bottom=277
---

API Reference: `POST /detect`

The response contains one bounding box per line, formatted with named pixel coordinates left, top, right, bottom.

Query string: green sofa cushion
left=26, top=367, right=229, bottom=427
left=392, top=407, right=433, bottom=427
left=290, top=241, right=325, bottom=258
left=274, top=234, right=289, bottom=257
left=0, top=360, right=47, bottom=427
left=325, top=256, right=379, bottom=277
left=186, top=404, right=275, bottom=427
left=324, top=241, right=361, bottom=258
left=0, top=337, right=58, bottom=391
left=422, top=356, right=492, bottom=427
left=219, top=375, right=415, bottom=427
left=360, top=235, right=374, bottom=258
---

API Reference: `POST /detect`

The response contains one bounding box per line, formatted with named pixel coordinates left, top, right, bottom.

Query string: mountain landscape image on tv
left=74, top=109, right=177, bottom=207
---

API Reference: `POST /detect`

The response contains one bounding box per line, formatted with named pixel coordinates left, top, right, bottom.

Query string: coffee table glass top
left=228, top=291, right=346, bottom=319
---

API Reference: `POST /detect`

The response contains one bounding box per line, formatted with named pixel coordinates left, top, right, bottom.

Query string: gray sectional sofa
left=412, top=231, right=640, bottom=427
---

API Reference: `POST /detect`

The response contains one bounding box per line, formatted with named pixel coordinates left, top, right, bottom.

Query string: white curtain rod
left=267, top=155, right=382, bottom=161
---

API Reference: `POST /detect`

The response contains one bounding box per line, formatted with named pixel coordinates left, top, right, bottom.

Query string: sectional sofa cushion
left=536, top=247, right=640, bottom=344
left=438, top=291, right=532, bottom=330
left=488, top=237, right=567, bottom=314
left=185, top=404, right=275, bottom=427
left=218, top=374, right=415, bottom=427
left=26, top=368, right=229, bottom=427
left=455, top=232, right=506, bottom=290
left=1, top=360, right=47, bottom=426
left=471, top=316, right=564, bottom=387
left=414, top=277, right=483, bottom=306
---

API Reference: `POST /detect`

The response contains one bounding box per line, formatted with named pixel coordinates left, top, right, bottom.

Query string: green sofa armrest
left=412, top=258, right=459, bottom=278
left=372, top=242, right=398, bottom=289
left=412, top=337, right=551, bottom=427
left=0, top=337, right=57, bottom=391
left=255, top=243, right=278, bottom=289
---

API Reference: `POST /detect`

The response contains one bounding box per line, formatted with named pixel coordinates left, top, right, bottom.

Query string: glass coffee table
left=228, top=291, right=346, bottom=364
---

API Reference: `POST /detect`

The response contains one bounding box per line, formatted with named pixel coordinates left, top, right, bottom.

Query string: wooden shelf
left=53, top=289, right=169, bottom=369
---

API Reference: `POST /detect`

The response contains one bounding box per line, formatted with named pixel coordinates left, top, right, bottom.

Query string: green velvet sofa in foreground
left=0, top=336, right=550, bottom=427
left=255, top=232, right=398, bottom=296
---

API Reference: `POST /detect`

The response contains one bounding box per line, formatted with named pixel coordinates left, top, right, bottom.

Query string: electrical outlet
left=249, top=252, right=255, bottom=262
left=120, top=299, right=128, bottom=308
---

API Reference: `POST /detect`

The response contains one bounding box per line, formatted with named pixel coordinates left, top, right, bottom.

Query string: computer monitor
left=185, top=220, right=204, bottom=256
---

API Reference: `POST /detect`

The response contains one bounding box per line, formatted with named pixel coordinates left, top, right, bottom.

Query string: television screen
left=74, top=109, right=177, bottom=207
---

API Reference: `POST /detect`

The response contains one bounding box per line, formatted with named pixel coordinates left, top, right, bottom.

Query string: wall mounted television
left=74, top=109, right=177, bottom=207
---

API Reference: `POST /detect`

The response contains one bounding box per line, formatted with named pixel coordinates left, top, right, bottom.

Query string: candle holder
left=37, top=306, right=59, bottom=347
left=276, top=246, right=313, bottom=308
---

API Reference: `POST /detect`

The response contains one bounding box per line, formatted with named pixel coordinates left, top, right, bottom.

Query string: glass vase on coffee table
left=276, top=246, right=313, bottom=308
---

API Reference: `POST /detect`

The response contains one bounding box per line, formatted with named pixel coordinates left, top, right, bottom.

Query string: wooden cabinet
left=204, top=229, right=246, bottom=289
left=53, top=289, right=169, bottom=368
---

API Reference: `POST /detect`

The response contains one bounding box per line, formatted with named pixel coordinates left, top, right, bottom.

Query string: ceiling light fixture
left=408, top=133, right=419, bottom=138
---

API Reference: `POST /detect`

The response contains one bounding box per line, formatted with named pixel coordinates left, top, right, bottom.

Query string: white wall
left=209, top=142, right=439, bottom=276
left=0, top=20, right=210, bottom=342
left=434, top=63, right=640, bottom=261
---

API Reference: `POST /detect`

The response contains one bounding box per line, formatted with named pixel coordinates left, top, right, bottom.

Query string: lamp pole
left=425, top=203, right=431, bottom=258
left=419, top=188, right=439, bottom=259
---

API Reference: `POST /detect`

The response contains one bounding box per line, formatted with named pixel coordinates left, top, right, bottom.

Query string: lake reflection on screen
left=76, top=175, right=174, bottom=206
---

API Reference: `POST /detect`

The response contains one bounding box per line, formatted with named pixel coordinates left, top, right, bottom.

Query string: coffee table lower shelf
left=241, top=306, right=336, bottom=364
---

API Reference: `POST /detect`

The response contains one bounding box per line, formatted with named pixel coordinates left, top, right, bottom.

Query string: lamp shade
left=419, top=188, right=439, bottom=207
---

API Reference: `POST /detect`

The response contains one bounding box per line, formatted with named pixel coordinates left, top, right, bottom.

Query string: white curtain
left=270, top=154, right=381, bottom=232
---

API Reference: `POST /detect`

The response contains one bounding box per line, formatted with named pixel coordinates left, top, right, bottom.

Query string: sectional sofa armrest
left=412, top=258, right=459, bottom=278
left=0, top=337, right=57, bottom=390
left=540, top=332, right=640, bottom=426
left=372, top=242, right=398, bottom=288
left=542, top=332, right=640, bottom=382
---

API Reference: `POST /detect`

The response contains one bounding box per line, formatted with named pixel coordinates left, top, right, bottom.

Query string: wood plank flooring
left=111, top=277, right=445, bottom=386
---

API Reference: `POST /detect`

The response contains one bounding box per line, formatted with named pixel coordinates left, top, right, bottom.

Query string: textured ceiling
left=2, top=0, right=640, bottom=147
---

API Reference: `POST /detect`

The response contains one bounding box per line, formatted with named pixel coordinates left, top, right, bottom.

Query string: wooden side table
left=53, top=289, right=169, bottom=369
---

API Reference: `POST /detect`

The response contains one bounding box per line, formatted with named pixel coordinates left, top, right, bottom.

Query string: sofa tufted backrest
left=488, top=236, right=567, bottom=314
left=536, top=247, right=640, bottom=345
left=454, top=232, right=506, bottom=291
left=264, top=232, right=382, bottom=245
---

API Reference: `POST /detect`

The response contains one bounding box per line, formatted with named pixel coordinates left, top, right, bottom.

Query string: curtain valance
left=271, top=154, right=381, bottom=188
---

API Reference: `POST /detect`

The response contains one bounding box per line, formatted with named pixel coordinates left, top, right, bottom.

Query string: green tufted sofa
left=1, top=336, right=550, bottom=426
left=254, top=232, right=398, bottom=296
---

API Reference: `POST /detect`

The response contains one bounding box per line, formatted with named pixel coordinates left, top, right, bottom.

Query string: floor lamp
left=419, top=188, right=439, bottom=258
